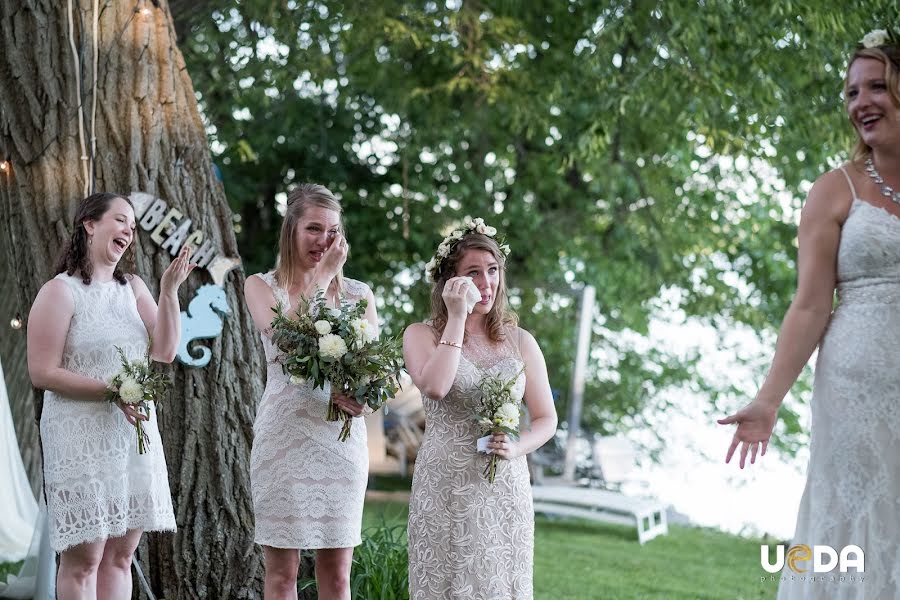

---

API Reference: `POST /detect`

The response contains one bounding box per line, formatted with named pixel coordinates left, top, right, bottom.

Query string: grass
left=0, top=501, right=778, bottom=600
left=362, top=499, right=777, bottom=600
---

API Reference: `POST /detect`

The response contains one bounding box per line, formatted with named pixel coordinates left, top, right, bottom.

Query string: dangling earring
left=88, top=235, right=93, bottom=246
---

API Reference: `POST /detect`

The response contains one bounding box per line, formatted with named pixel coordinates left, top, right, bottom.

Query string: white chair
left=532, top=484, right=668, bottom=545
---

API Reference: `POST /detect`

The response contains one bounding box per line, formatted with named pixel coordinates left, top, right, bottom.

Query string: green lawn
left=1, top=502, right=778, bottom=600
left=364, top=499, right=777, bottom=600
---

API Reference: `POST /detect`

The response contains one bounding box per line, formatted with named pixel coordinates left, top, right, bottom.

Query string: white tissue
left=460, top=277, right=482, bottom=314
left=476, top=435, right=492, bottom=454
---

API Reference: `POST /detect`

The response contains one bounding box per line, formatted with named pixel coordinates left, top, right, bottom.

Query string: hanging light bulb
left=0, top=160, right=8, bottom=172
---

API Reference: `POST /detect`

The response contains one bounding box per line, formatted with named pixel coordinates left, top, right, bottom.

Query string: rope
left=66, top=0, right=90, bottom=197
left=89, top=0, right=100, bottom=195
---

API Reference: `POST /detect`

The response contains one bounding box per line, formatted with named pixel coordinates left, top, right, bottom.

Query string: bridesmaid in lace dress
left=718, top=31, right=900, bottom=599
left=244, top=184, right=377, bottom=600
left=27, top=192, right=194, bottom=600
left=404, top=220, right=558, bottom=599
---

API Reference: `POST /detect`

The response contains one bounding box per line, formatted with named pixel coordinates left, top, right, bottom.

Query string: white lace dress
left=408, top=328, right=533, bottom=600
left=778, top=169, right=900, bottom=599
left=250, top=272, right=370, bottom=549
left=40, top=274, right=175, bottom=553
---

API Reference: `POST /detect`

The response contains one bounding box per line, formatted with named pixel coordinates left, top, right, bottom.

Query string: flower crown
left=860, top=29, right=898, bottom=49
left=425, top=217, right=510, bottom=281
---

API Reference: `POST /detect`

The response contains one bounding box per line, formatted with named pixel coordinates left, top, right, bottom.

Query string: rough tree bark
left=0, top=1, right=265, bottom=597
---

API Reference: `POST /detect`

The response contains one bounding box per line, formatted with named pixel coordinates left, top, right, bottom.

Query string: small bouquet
left=271, top=288, right=404, bottom=441
left=473, top=367, right=525, bottom=483
left=105, top=341, right=170, bottom=454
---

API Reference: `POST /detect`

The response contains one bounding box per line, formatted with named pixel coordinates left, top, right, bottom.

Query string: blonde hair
left=275, top=183, right=345, bottom=294
left=429, top=233, right=517, bottom=343
left=845, top=46, right=900, bottom=162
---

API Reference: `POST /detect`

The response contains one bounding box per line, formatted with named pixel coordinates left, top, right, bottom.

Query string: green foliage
left=351, top=500, right=778, bottom=599
left=299, top=520, right=410, bottom=600
left=0, top=560, right=22, bottom=582
left=177, top=2, right=899, bottom=454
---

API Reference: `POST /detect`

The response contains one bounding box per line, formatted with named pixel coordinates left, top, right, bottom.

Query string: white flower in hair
left=425, top=216, right=511, bottom=281
left=861, top=29, right=891, bottom=48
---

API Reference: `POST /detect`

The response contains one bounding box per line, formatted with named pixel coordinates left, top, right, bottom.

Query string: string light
left=10, top=315, right=23, bottom=330
left=0, top=160, right=8, bottom=172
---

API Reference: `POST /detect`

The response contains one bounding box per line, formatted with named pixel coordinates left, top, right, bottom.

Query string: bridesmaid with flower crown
left=404, top=218, right=557, bottom=600
left=718, top=29, right=900, bottom=599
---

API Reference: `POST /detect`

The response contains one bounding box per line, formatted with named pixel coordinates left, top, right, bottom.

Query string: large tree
left=174, top=1, right=897, bottom=452
left=0, top=1, right=262, bottom=597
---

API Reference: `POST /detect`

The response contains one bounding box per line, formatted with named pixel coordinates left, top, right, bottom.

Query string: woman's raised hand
left=160, top=244, right=197, bottom=295
left=442, top=276, right=473, bottom=318
left=318, top=233, right=349, bottom=282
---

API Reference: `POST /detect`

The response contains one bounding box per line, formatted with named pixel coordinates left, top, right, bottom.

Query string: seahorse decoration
left=177, top=284, right=232, bottom=367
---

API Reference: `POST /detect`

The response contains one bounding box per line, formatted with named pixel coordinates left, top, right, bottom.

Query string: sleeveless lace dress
left=40, top=274, right=175, bottom=553
left=408, top=328, right=533, bottom=600
left=778, top=168, right=900, bottom=599
left=250, top=272, right=370, bottom=549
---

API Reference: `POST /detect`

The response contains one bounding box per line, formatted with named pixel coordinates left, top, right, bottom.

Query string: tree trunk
left=0, top=1, right=264, bottom=597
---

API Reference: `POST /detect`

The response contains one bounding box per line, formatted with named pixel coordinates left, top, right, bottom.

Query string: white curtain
left=0, top=358, right=55, bottom=599
left=0, top=358, right=36, bottom=561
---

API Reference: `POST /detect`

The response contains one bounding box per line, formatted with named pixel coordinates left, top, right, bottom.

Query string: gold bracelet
left=439, top=340, right=462, bottom=349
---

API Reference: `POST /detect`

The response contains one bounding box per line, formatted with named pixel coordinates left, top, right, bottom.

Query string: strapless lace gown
left=250, top=272, right=370, bottom=549
left=778, top=172, right=900, bottom=599
left=408, top=329, right=533, bottom=600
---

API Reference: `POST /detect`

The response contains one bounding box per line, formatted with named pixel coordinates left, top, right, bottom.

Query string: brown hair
left=845, top=45, right=900, bottom=162
left=54, top=192, right=135, bottom=285
left=429, top=233, right=517, bottom=343
left=275, top=183, right=345, bottom=294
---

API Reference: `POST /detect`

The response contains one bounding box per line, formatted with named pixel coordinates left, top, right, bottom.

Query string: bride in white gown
left=718, top=31, right=900, bottom=599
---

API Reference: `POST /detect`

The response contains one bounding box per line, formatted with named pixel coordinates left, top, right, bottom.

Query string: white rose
left=290, top=375, right=307, bottom=386
left=473, top=217, right=485, bottom=226
left=483, top=225, right=497, bottom=236
left=328, top=308, right=342, bottom=319
left=476, top=224, right=487, bottom=234
left=314, top=320, right=332, bottom=335
left=449, top=230, right=463, bottom=240
left=495, top=402, right=520, bottom=429
left=425, top=257, right=437, bottom=273
left=861, top=29, right=890, bottom=48
left=437, top=242, right=450, bottom=257
left=118, top=377, right=143, bottom=405
left=318, top=333, right=349, bottom=360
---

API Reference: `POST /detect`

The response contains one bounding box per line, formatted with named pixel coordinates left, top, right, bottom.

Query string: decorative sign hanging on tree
left=129, top=192, right=241, bottom=368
